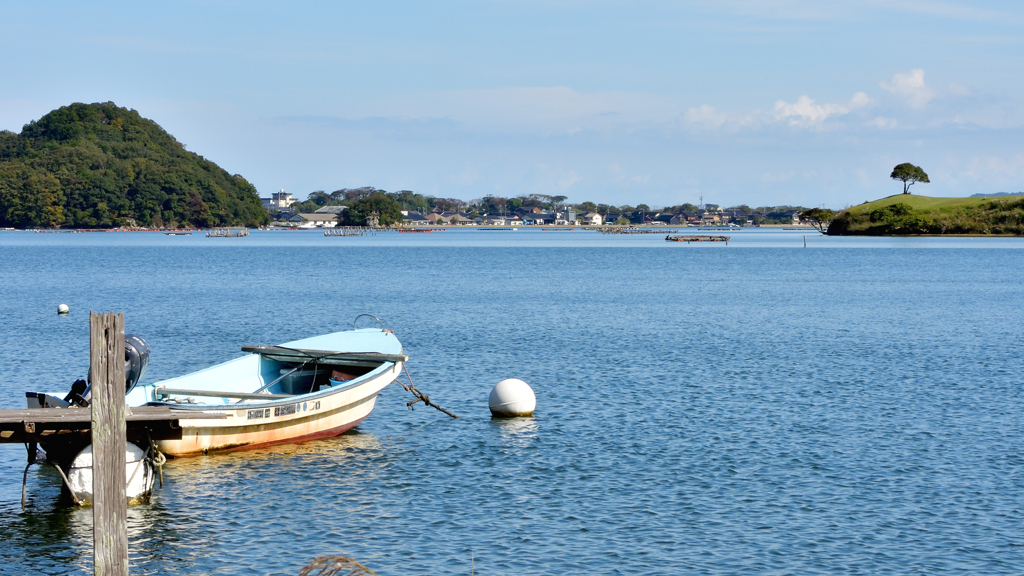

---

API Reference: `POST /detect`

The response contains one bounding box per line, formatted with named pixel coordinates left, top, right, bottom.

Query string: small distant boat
left=163, top=232, right=191, bottom=236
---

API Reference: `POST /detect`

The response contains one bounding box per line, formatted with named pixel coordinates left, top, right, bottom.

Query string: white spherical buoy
left=57, top=304, right=70, bottom=315
left=488, top=378, right=536, bottom=418
left=68, top=442, right=155, bottom=505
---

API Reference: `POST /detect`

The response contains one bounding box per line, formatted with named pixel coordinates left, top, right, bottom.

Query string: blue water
left=1, top=229, right=1023, bottom=575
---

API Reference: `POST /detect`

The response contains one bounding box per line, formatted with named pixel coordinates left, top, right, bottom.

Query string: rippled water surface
left=1, top=229, right=1023, bottom=575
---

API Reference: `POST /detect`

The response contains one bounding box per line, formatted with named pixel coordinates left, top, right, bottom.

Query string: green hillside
left=0, top=102, right=268, bottom=229
left=827, top=194, right=1024, bottom=235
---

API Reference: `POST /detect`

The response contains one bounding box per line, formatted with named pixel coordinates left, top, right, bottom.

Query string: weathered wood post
left=90, top=311, right=129, bottom=576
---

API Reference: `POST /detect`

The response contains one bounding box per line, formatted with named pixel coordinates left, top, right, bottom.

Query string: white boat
left=129, top=319, right=407, bottom=457
left=15, top=316, right=407, bottom=504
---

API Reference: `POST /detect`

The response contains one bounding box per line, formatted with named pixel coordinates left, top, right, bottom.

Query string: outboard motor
left=63, top=333, right=149, bottom=407
left=124, top=334, right=150, bottom=394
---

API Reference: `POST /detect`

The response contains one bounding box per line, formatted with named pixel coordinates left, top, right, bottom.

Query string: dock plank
left=0, top=406, right=230, bottom=443
left=0, top=406, right=229, bottom=424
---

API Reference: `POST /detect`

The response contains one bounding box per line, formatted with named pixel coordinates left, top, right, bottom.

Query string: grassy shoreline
left=828, top=194, right=1024, bottom=236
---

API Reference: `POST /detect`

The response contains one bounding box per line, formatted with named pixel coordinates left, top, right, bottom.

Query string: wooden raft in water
left=665, top=235, right=731, bottom=243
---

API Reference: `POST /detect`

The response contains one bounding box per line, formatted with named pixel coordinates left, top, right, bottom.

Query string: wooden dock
left=665, top=235, right=731, bottom=243
left=206, top=227, right=249, bottom=237
left=596, top=227, right=680, bottom=235
left=0, top=405, right=229, bottom=444
left=325, top=226, right=379, bottom=236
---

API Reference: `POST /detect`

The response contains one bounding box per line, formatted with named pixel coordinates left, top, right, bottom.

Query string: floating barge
left=325, top=227, right=375, bottom=236
left=599, top=228, right=679, bottom=235
left=206, top=227, right=249, bottom=238
left=665, top=235, right=730, bottom=243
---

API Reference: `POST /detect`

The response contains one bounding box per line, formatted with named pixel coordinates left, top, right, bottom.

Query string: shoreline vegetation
left=827, top=195, right=1024, bottom=236
left=0, top=102, right=268, bottom=230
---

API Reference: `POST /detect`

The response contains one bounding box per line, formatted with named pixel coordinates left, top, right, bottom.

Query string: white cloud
left=686, top=91, right=871, bottom=131
left=880, top=69, right=936, bottom=109
left=963, top=154, right=1024, bottom=180
left=683, top=105, right=746, bottom=131
left=867, top=117, right=898, bottom=128
left=771, top=92, right=871, bottom=128
left=849, top=92, right=872, bottom=108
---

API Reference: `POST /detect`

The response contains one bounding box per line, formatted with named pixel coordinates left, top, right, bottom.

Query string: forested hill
left=0, top=102, right=268, bottom=228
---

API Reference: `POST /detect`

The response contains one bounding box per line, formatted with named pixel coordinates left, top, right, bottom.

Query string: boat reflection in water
left=159, top=431, right=390, bottom=501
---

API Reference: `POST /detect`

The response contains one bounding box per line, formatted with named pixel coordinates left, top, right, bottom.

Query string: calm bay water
left=1, top=228, right=1022, bottom=575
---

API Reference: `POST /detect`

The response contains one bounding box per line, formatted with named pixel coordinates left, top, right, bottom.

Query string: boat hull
left=155, top=361, right=401, bottom=457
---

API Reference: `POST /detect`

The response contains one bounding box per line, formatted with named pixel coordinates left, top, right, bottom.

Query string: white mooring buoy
left=68, top=442, right=156, bottom=505
left=57, top=304, right=70, bottom=315
left=488, top=378, right=536, bottom=418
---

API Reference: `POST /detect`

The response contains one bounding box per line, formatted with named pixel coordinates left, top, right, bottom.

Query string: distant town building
left=295, top=213, right=340, bottom=228
left=262, top=189, right=296, bottom=211
left=314, top=205, right=348, bottom=214
left=402, top=211, right=430, bottom=226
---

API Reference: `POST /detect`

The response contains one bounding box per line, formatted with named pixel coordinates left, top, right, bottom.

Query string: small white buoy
left=57, top=304, right=69, bottom=315
left=488, top=378, right=536, bottom=418
left=68, top=442, right=155, bottom=505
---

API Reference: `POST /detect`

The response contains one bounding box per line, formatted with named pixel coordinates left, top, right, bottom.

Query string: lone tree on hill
left=891, top=163, right=930, bottom=194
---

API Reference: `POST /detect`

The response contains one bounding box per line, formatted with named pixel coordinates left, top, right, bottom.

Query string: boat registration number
left=246, top=401, right=320, bottom=420
left=274, top=404, right=297, bottom=417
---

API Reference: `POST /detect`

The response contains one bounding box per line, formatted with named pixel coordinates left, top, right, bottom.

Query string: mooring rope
left=147, top=432, right=166, bottom=488
left=126, top=442, right=151, bottom=489
left=397, top=364, right=458, bottom=418
left=21, top=462, right=34, bottom=509
left=51, top=462, right=82, bottom=506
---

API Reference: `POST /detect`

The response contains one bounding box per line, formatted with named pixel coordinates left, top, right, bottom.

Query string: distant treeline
left=0, top=102, right=268, bottom=229
left=289, top=188, right=808, bottom=225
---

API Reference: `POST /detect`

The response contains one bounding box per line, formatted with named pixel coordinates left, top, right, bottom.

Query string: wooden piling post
left=90, top=312, right=129, bottom=576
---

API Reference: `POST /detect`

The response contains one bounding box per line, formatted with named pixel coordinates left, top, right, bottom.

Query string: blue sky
left=2, top=1, right=1022, bottom=208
